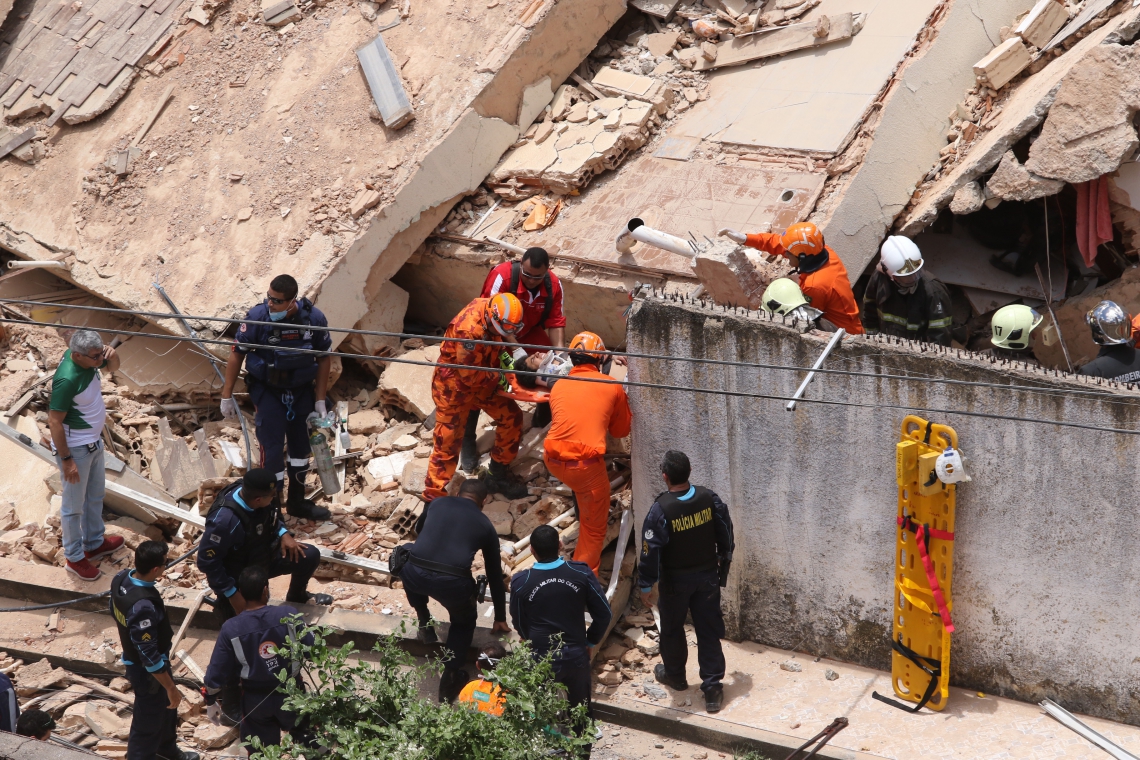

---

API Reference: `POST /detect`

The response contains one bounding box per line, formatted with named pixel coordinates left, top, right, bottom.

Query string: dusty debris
left=985, top=150, right=1065, bottom=201
left=974, top=37, right=1033, bottom=91
left=357, top=33, right=415, bottom=130
left=693, top=13, right=858, bottom=71
left=375, top=346, right=439, bottom=420
left=692, top=240, right=790, bottom=310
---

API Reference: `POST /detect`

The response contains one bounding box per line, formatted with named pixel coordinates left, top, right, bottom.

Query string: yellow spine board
left=891, top=415, right=957, bottom=711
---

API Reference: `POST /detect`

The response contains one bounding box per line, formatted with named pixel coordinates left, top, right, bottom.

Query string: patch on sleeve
left=138, top=619, right=152, bottom=629
left=209, top=533, right=222, bottom=544
left=644, top=529, right=654, bottom=540
left=239, top=323, right=248, bottom=333
left=462, top=341, right=476, bottom=350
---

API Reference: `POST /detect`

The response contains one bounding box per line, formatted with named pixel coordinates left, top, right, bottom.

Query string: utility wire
left=0, top=296, right=1133, bottom=404
left=1, top=315, right=1138, bottom=436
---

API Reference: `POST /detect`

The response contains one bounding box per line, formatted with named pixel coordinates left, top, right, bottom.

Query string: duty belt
left=409, top=554, right=469, bottom=578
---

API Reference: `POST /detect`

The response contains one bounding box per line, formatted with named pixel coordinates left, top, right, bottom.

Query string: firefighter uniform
left=744, top=233, right=864, bottom=334
left=639, top=486, right=735, bottom=697
left=196, top=480, right=321, bottom=620
left=234, top=298, right=332, bottom=505
left=544, top=363, right=632, bottom=576
left=204, top=605, right=314, bottom=748
left=425, top=298, right=523, bottom=502
left=457, top=678, right=506, bottom=716
left=110, top=569, right=182, bottom=760
left=862, top=269, right=953, bottom=345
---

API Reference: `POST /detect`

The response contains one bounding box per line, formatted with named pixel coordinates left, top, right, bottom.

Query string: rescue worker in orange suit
left=717, top=222, right=864, bottom=334
left=543, top=332, right=632, bottom=576
left=425, top=293, right=529, bottom=502
left=457, top=643, right=508, bottom=717
left=460, top=248, right=567, bottom=470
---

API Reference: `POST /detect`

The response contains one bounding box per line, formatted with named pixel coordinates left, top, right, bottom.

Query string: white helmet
left=880, top=236, right=924, bottom=278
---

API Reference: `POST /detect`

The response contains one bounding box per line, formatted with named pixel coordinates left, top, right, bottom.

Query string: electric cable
left=2, top=314, right=1138, bottom=437
left=0, top=295, right=1134, bottom=404
left=0, top=543, right=199, bottom=614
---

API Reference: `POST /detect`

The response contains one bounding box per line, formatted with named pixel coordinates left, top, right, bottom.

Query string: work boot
left=459, top=410, right=480, bottom=472
left=481, top=460, right=529, bottom=500
left=438, top=669, right=469, bottom=704
left=417, top=623, right=438, bottom=644
left=177, top=751, right=201, bottom=760
left=654, top=664, right=689, bottom=692
left=286, top=487, right=331, bottom=521
left=287, top=591, right=334, bottom=606
left=703, top=684, right=724, bottom=713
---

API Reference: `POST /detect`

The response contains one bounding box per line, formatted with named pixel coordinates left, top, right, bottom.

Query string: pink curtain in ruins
left=1075, top=176, right=1114, bottom=268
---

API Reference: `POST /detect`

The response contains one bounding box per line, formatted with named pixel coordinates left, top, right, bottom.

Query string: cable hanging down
left=0, top=312, right=1137, bottom=436
left=0, top=295, right=1134, bottom=404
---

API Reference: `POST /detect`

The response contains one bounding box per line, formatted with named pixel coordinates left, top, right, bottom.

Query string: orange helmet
left=569, top=331, right=606, bottom=364
left=780, top=222, right=824, bottom=258
left=486, top=293, right=525, bottom=337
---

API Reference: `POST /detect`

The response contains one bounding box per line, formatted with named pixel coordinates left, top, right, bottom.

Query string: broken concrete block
left=366, top=450, right=413, bottom=486
left=194, top=722, right=239, bottom=749
left=14, top=659, right=65, bottom=694
left=357, top=33, right=414, bottom=129
left=376, top=346, right=439, bottom=420
left=350, top=189, right=382, bottom=218
left=592, top=67, right=672, bottom=114
left=780, top=660, right=802, bottom=673
left=691, top=240, right=772, bottom=310
left=358, top=0, right=379, bottom=20
left=62, top=66, right=137, bottom=126
left=342, top=280, right=409, bottom=367
left=549, top=84, right=574, bottom=120
left=511, top=497, right=558, bottom=538
left=986, top=150, right=1065, bottom=201
left=400, top=457, right=428, bottom=495
left=85, top=702, right=131, bottom=740
left=949, top=180, right=986, bottom=215
left=589, top=97, right=627, bottom=117
left=1015, top=0, right=1069, bottom=49
left=348, top=409, right=387, bottom=435
left=0, top=529, right=28, bottom=554
left=384, top=494, right=424, bottom=536
left=636, top=634, right=660, bottom=656
left=644, top=32, right=680, bottom=58
left=31, top=540, right=57, bottom=562
left=565, top=102, right=589, bottom=123
left=483, top=501, right=514, bottom=536
left=973, top=37, right=1032, bottom=91
left=261, top=0, right=301, bottom=25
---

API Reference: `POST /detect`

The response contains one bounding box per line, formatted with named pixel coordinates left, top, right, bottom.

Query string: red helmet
left=486, top=293, right=525, bottom=337
left=569, top=331, right=606, bottom=364
left=780, top=222, right=824, bottom=258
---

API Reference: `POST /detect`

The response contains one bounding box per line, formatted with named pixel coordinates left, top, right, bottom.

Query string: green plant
left=248, top=616, right=594, bottom=760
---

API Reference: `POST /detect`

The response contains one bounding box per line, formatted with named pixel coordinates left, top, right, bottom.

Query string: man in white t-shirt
left=48, top=330, right=125, bottom=581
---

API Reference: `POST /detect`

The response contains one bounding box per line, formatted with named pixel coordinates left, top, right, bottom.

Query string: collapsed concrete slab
left=691, top=240, right=785, bottom=310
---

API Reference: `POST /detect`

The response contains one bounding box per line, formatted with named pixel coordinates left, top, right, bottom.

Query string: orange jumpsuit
left=425, top=298, right=523, bottom=502
left=744, top=233, right=865, bottom=334
left=543, top=364, right=632, bottom=576
left=457, top=677, right=505, bottom=716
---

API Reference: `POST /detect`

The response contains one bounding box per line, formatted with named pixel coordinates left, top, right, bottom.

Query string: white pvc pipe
left=615, top=218, right=697, bottom=258
left=7, top=260, right=68, bottom=270
left=486, top=236, right=527, bottom=255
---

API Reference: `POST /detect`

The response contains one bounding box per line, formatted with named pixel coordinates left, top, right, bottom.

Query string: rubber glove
left=206, top=703, right=222, bottom=726
left=220, top=397, right=239, bottom=419
left=315, top=399, right=328, bottom=417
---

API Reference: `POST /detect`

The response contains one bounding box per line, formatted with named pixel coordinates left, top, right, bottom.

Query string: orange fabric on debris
left=1075, top=177, right=1113, bottom=268
left=543, top=364, right=632, bottom=575
left=425, top=298, right=522, bottom=501
left=744, top=233, right=864, bottom=334
left=458, top=678, right=506, bottom=716
left=544, top=365, right=632, bottom=462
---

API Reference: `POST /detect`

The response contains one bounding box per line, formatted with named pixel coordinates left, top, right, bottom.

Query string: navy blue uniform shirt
left=119, top=571, right=171, bottom=673
left=198, top=489, right=289, bottom=599
left=235, top=298, right=332, bottom=388
left=205, top=605, right=313, bottom=695
left=638, top=485, right=734, bottom=591
left=510, top=558, right=612, bottom=661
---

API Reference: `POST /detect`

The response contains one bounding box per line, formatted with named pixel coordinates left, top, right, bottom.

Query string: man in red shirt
left=462, top=247, right=568, bottom=469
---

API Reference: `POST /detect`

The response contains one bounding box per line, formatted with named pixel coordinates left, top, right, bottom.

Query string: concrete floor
left=598, top=639, right=1140, bottom=760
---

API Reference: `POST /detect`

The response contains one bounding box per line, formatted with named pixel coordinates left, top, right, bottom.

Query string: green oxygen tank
left=307, top=416, right=341, bottom=495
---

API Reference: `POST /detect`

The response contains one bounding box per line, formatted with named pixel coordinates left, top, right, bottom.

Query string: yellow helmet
left=761, top=278, right=809, bottom=315
left=486, top=293, right=525, bottom=337
left=991, top=304, right=1043, bottom=350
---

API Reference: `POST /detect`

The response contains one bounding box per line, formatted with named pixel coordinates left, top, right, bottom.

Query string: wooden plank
left=169, top=590, right=207, bottom=652
left=261, top=0, right=294, bottom=18
left=44, top=98, right=71, bottom=126
left=116, top=3, right=145, bottom=29
left=355, top=33, right=414, bottom=129
left=152, top=0, right=180, bottom=15
left=70, top=14, right=101, bottom=41
left=0, top=126, right=34, bottom=159
left=693, top=12, right=855, bottom=71
left=84, top=21, right=109, bottom=46
left=43, top=45, right=87, bottom=96
left=131, top=82, right=173, bottom=145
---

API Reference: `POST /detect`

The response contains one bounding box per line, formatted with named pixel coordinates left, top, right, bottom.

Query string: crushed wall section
left=627, top=295, right=1140, bottom=725
left=822, top=0, right=1032, bottom=277
left=314, top=0, right=627, bottom=344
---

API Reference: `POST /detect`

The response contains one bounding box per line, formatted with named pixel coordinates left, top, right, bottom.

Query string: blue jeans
left=56, top=440, right=106, bottom=563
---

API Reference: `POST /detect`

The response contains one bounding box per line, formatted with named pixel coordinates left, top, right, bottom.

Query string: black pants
left=125, top=663, right=180, bottom=760
left=554, top=654, right=593, bottom=750
left=400, top=563, right=477, bottom=672
left=214, top=546, right=321, bottom=621
left=658, top=569, right=726, bottom=693
left=249, top=381, right=315, bottom=497
left=240, top=688, right=309, bottom=748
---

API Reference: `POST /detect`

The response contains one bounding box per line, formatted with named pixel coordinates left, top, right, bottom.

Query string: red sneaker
left=66, top=558, right=102, bottom=581
left=85, top=535, right=125, bottom=561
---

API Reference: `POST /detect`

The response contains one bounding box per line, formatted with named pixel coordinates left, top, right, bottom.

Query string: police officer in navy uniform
left=639, top=450, right=735, bottom=714
left=110, top=540, right=200, bottom=760
left=220, top=274, right=333, bottom=522
left=203, top=566, right=315, bottom=749
left=197, top=468, right=332, bottom=621
left=510, top=525, right=611, bottom=753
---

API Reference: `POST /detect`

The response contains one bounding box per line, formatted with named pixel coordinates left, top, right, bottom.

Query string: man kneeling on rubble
left=197, top=468, right=332, bottom=622
left=204, top=566, right=316, bottom=749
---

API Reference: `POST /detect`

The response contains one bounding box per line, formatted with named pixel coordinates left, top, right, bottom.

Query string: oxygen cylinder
left=307, top=417, right=341, bottom=495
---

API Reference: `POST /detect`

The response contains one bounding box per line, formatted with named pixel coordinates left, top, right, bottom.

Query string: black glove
left=718, top=557, right=732, bottom=588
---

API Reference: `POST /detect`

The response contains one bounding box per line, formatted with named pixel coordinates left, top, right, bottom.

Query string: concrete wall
left=627, top=294, right=1140, bottom=724
left=824, top=0, right=1033, bottom=278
